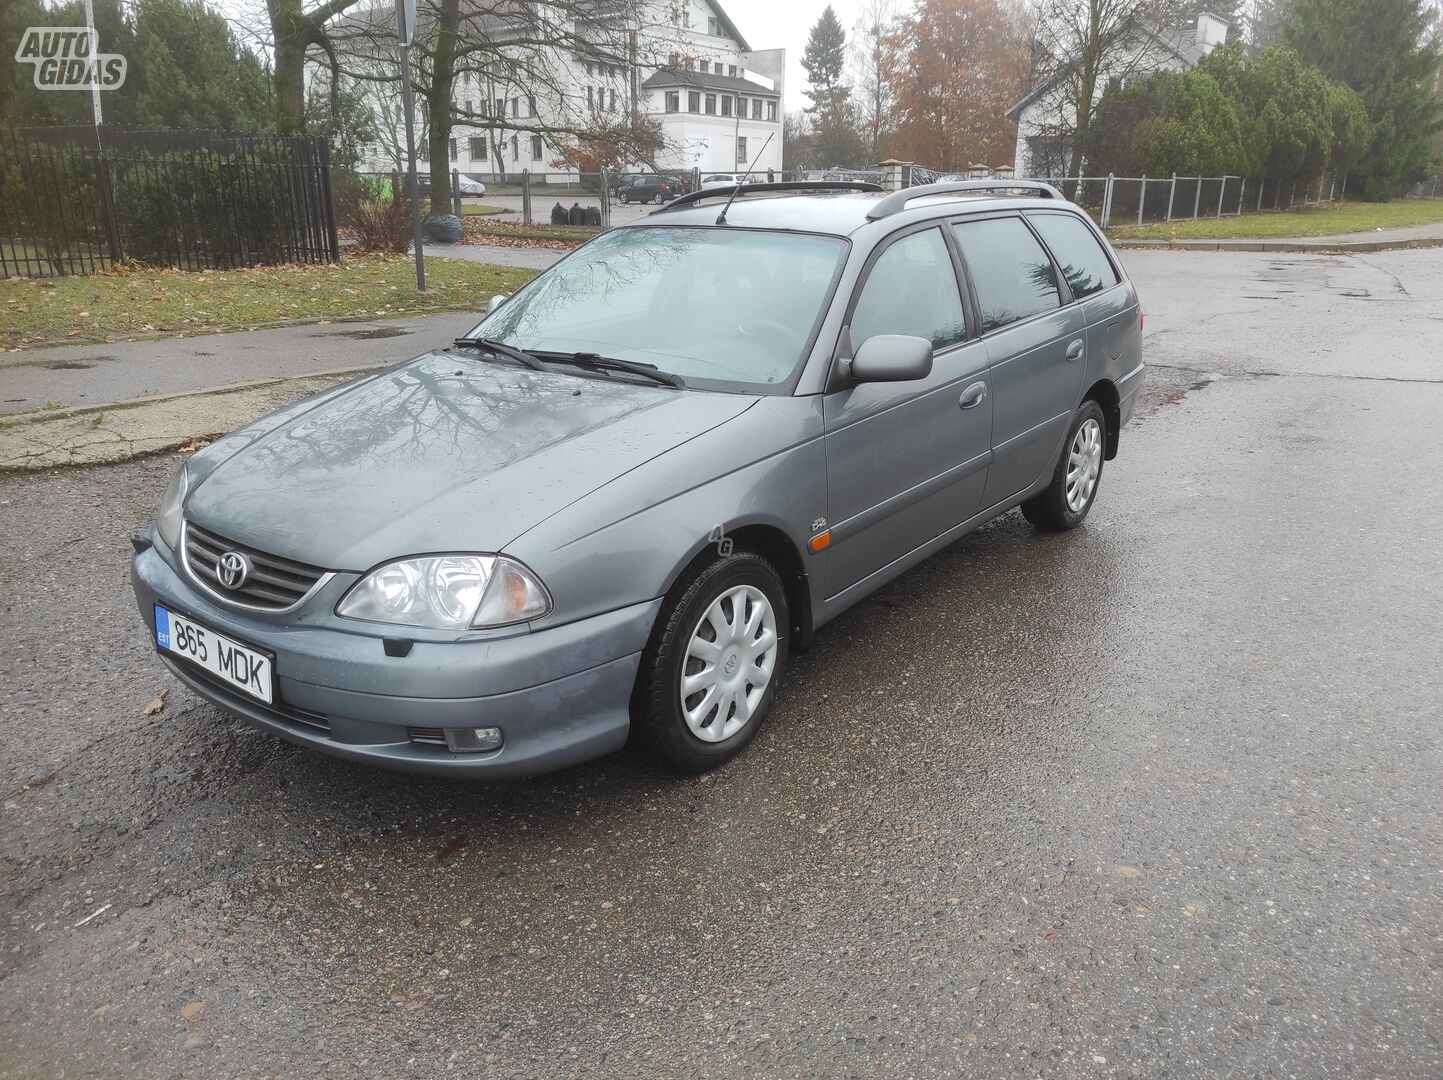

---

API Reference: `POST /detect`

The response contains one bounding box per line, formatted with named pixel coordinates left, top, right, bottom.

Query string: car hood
left=184, top=352, right=758, bottom=570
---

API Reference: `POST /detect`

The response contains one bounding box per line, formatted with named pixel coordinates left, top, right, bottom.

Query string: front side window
left=1027, top=212, right=1119, bottom=299
left=951, top=217, right=1061, bottom=333
left=473, top=227, right=848, bottom=393
left=848, top=228, right=966, bottom=350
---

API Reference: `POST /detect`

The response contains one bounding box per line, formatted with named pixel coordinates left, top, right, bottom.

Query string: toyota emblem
left=216, top=551, right=251, bottom=590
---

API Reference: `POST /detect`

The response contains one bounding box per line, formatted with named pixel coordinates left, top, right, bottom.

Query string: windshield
left=470, top=226, right=848, bottom=392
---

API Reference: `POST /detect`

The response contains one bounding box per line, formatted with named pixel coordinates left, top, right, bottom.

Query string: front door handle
left=1065, top=339, right=1085, bottom=361
left=959, top=381, right=987, bottom=410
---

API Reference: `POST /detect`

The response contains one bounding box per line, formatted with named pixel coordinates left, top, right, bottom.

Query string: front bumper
left=131, top=538, right=659, bottom=778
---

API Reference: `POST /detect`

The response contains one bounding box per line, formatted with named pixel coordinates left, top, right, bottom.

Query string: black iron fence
left=0, top=126, right=339, bottom=279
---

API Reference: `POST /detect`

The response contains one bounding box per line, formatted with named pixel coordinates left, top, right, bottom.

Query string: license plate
left=154, top=605, right=274, bottom=705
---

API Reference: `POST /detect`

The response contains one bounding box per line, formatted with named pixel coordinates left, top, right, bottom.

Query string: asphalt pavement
left=1, top=249, right=1441, bottom=1078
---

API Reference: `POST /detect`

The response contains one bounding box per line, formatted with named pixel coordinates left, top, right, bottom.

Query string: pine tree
left=1283, top=0, right=1442, bottom=196
left=802, top=5, right=848, bottom=111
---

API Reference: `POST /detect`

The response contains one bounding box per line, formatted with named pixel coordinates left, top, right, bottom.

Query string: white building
left=344, top=0, right=783, bottom=181
left=1007, top=12, right=1229, bottom=177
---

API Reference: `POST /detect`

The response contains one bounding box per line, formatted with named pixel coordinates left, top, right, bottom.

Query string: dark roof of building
left=641, top=69, right=779, bottom=97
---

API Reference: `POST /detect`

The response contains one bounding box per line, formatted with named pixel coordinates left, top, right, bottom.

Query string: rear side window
left=849, top=228, right=966, bottom=350
left=1028, top=213, right=1119, bottom=298
left=951, top=217, right=1061, bottom=333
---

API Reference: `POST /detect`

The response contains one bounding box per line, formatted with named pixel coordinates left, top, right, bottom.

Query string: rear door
left=950, top=215, right=1086, bottom=508
left=1026, top=209, right=1135, bottom=373
left=821, top=225, right=991, bottom=598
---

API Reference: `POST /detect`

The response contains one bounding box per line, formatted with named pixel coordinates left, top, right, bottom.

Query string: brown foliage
left=335, top=173, right=411, bottom=254
left=880, top=0, right=1030, bottom=170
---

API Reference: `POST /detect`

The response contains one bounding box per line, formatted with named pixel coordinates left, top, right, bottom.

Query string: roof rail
left=865, top=179, right=1066, bottom=220
left=655, top=180, right=883, bottom=214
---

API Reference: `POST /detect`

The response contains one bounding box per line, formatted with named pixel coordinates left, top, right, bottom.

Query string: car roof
left=623, top=189, right=1084, bottom=238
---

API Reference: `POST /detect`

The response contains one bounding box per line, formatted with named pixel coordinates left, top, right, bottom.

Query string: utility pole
left=82, top=0, right=102, bottom=126
left=395, top=0, right=425, bottom=291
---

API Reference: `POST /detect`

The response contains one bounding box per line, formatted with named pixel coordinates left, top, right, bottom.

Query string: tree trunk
left=270, top=0, right=309, bottom=135
left=426, top=0, right=460, bottom=216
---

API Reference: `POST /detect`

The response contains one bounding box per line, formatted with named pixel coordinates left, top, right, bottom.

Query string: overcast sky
left=722, top=0, right=874, bottom=112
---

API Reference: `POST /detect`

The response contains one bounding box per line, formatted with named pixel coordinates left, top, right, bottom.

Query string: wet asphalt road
left=2, top=250, right=1442, bottom=1078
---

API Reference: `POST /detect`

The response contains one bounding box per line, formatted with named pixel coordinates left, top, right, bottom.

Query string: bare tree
left=327, top=0, right=682, bottom=213
left=266, top=0, right=366, bottom=134
left=1026, top=0, right=1185, bottom=175
left=848, top=0, right=900, bottom=160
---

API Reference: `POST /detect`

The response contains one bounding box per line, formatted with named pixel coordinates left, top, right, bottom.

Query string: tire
left=618, top=191, right=629, bottom=204
left=632, top=550, right=789, bottom=773
left=1021, top=399, right=1107, bottom=531
left=653, top=193, right=666, bottom=205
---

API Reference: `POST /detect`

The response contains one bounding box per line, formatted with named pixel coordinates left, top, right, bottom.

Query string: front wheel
left=631, top=551, right=788, bottom=773
left=618, top=191, right=629, bottom=204
left=1021, top=400, right=1106, bottom=531
left=653, top=192, right=666, bottom=205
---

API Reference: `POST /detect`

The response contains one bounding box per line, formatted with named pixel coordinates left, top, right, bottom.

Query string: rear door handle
left=959, top=381, right=987, bottom=410
left=1065, top=339, right=1085, bottom=361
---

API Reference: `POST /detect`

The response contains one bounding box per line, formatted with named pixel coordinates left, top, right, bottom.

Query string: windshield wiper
left=536, top=351, right=686, bottom=389
left=451, top=336, right=546, bottom=371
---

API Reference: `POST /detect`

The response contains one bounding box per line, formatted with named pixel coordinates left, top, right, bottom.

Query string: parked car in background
left=405, top=173, right=488, bottom=199
left=701, top=173, right=760, bottom=191
left=131, top=180, right=1143, bottom=780
left=616, top=174, right=679, bottom=204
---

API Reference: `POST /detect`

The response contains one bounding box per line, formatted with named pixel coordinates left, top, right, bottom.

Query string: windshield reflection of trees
left=481, top=228, right=842, bottom=383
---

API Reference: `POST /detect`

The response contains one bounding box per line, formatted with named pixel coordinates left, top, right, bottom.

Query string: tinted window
left=951, top=217, right=1062, bottom=333
left=849, top=228, right=966, bottom=350
left=1028, top=213, right=1119, bottom=298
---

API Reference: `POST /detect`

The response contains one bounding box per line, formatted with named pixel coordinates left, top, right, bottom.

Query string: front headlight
left=156, top=464, right=189, bottom=550
left=336, top=555, right=551, bottom=630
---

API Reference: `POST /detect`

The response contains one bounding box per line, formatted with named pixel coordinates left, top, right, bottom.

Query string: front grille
left=407, top=726, right=448, bottom=747
left=183, top=521, right=328, bottom=611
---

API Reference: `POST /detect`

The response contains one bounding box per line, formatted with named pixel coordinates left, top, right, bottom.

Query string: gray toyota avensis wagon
left=131, top=180, right=1144, bottom=777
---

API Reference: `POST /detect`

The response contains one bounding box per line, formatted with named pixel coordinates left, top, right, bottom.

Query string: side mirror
left=848, top=334, right=934, bottom=383
left=485, top=294, right=508, bottom=315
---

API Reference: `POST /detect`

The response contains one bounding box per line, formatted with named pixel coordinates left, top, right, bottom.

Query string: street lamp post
left=395, top=0, right=425, bottom=291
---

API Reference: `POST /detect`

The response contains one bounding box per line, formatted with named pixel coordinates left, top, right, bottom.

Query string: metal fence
left=0, top=126, right=339, bottom=279
left=1026, top=173, right=1354, bottom=228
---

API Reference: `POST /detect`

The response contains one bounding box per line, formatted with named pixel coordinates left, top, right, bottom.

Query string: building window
left=495, top=97, right=505, bottom=117
left=699, top=59, right=709, bottom=73
left=469, top=137, right=486, bottom=160
left=767, top=100, right=777, bottom=121
left=688, top=91, right=700, bottom=112
left=531, top=135, right=543, bottom=160
left=737, top=136, right=747, bottom=164
left=665, top=90, right=679, bottom=113
left=720, top=95, right=732, bottom=117
left=527, top=95, right=536, bottom=117
left=752, top=98, right=762, bottom=120
left=587, top=86, right=594, bottom=106
left=511, top=136, right=519, bottom=161
left=512, top=97, right=521, bottom=117
left=418, top=142, right=428, bottom=161
left=737, top=95, right=746, bottom=116
left=728, top=65, right=737, bottom=77
left=705, top=93, right=716, bottom=115
left=708, top=16, right=721, bottom=34
left=448, top=138, right=457, bottom=159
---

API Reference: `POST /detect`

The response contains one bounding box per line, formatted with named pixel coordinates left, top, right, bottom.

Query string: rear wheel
left=618, top=190, right=629, bottom=204
left=632, top=551, right=788, bottom=773
left=653, top=192, right=666, bottom=205
left=1021, top=400, right=1106, bottom=531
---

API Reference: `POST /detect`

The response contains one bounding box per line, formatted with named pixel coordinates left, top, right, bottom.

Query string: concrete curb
left=1112, top=235, right=1443, bottom=253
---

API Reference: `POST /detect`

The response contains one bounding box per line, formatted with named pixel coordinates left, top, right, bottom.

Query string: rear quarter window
left=1027, top=212, right=1120, bottom=298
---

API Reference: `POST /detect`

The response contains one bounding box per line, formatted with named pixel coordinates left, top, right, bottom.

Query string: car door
left=950, top=214, right=1086, bottom=509
left=821, top=225, right=991, bottom=599
left=1026, top=209, right=1134, bottom=373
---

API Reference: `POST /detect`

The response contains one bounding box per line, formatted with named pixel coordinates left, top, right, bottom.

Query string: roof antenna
left=716, top=131, right=775, bottom=225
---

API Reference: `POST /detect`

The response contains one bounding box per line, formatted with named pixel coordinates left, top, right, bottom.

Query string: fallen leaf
left=143, top=689, right=170, bottom=715
left=1182, top=901, right=1206, bottom=918
left=1117, top=865, right=1142, bottom=879
left=179, top=1000, right=204, bottom=1018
